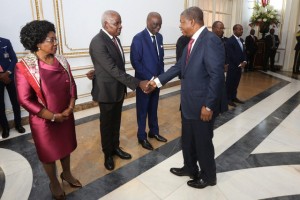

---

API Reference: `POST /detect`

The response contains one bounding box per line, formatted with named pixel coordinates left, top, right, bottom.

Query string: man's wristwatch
left=6, top=70, right=12, bottom=75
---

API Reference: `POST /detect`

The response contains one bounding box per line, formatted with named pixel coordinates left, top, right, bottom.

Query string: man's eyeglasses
left=45, top=37, right=59, bottom=44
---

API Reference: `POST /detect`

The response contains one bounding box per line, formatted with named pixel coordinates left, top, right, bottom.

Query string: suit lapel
left=183, top=28, right=208, bottom=73
left=143, top=29, right=159, bottom=61
left=232, top=35, right=244, bottom=53
left=115, top=37, right=125, bottom=63
left=100, top=30, right=124, bottom=64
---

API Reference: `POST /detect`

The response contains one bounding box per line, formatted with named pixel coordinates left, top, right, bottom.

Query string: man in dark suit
left=0, top=37, right=25, bottom=138
left=89, top=10, right=148, bottom=170
left=212, top=21, right=228, bottom=113
left=130, top=12, right=167, bottom=151
left=225, top=24, right=247, bottom=107
left=148, top=6, right=225, bottom=189
left=264, top=28, right=280, bottom=71
left=176, top=35, right=190, bottom=62
left=293, top=25, right=300, bottom=73
left=245, top=29, right=258, bottom=72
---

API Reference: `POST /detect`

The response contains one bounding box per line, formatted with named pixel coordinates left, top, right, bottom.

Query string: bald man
left=130, top=12, right=167, bottom=151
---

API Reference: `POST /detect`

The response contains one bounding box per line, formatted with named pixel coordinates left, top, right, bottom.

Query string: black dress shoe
left=233, top=98, right=245, bottom=104
left=138, top=139, right=153, bottom=150
left=1, top=128, right=10, bottom=139
left=148, top=134, right=167, bottom=142
left=114, top=147, right=132, bottom=159
left=187, top=178, right=216, bottom=189
left=170, top=167, right=197, bottom=179
left=228, top=101, right=237, bottom=107
left=104, top=156, right=114, bottom=170
left=15, top=125, right=25, bottom=133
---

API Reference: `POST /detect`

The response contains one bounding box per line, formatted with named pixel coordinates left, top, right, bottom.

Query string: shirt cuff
left=154, top=78, right=162, bottom=88
left=205, top=107, right=211, bottom=111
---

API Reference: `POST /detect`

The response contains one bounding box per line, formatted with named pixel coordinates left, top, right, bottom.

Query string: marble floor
left=1, top=70, right=300, bottom=200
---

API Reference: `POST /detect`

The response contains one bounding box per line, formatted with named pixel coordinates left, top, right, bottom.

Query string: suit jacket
left=245, top=35, right=258, bottom=54
left=265, top=34, right=280, bottom=51
left=0, top=37, right=17, bottom=78
left=158, top=28, right=225, bottom=119
left=220, top=36, right=228, bottom=65
left=295, top=31, right=300, bottom=50
left=225, top=35, right=247, bottom=69
left=89, top=30, right=139, bottom=103
left=130, top=28, right=164, bottom=80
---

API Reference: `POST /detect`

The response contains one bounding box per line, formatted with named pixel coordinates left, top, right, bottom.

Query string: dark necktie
left=151, top=35, right=159, bottom=59
left=112, top=37, right=121, bottom=53
left=186, top=38, right=195, bottom=64
left=112, top=37, right=124, bottom=62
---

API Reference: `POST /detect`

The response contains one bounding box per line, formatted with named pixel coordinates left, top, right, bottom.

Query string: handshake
left=139, top=78, right=157, bottom=94
left=86, top=70, right=158, bottom=94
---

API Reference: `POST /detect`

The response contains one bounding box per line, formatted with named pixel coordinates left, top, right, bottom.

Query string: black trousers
left=0, top=79, right=22, bottom=129
left=98, top=99, right=124, bottom=156
left=264, top=49, right=277, bottom=71
left=182, top=116, right=216, bottom=181
left=246, top=52, right=256, bottom=71
left=226, top=67, right=242, bottom=101
left=293, top=49, right=300, bottom=73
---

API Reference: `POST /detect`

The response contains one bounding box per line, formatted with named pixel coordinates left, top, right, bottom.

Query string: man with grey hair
left=148, top=6, right=225, bottom=189
left=89, top=10, right=149, bottom=170
left=130, top=12, right=167, bottom=151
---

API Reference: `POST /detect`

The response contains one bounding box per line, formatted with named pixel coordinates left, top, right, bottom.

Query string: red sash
left=17, top=60, right=47, bottom=107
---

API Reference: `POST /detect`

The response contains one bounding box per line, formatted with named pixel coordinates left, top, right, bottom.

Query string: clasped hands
left=139, top=79, right=158, bottom=94
left=51, top=107, right=73, bottom=123
left=0, top=72, right=11, bottom=84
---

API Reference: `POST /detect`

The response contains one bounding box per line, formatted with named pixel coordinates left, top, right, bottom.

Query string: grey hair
left=181, top=6, right=204, bottom=25
left=101, top=10, right=119, bottom=28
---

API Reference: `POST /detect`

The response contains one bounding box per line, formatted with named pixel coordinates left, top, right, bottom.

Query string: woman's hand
left=62, top=107, right=73, bottom=117
left=54, top=113, right=69, bottom=122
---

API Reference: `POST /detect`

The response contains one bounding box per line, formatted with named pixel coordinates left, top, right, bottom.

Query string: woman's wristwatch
left=51, top=114, right=56, bottom=122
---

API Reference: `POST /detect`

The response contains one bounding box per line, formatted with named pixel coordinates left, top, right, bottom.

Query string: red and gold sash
left=17, top=53, right=71, bottom=107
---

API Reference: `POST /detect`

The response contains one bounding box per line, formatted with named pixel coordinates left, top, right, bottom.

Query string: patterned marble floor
left=1, top=70, right=300, bottom=200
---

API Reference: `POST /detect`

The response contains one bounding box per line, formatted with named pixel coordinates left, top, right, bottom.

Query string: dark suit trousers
left=226, top=67, right=242, bottom=101
left=182, top=116, right=216, bottom=181
left=264, top=49, right=277, bottom=70
left=293, top=49, right=300, bottom=73
left=136, top=87, right=160, bottom=140
left=99, top=99, right=124, bottom=156
left=0, top=80, right=22, bottom=129
left=246, top=52, right=255, bottom=71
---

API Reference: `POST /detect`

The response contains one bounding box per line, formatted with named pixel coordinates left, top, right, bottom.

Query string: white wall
left=0, top=0, right=191, bottom=120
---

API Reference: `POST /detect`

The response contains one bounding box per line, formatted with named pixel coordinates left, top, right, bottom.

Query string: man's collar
left=191, top=26, right=206, bottom=40
left=102, top=29, right=114, bottom=39
left=234, top=34, right=240, bottom=39
left=146, top=28, right=155, bottom=37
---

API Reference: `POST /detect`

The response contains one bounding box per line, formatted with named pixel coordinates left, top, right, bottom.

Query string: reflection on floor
left=1, top=71, right=300, bottom=200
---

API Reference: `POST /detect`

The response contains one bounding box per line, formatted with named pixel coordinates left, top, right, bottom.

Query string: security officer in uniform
left=0, top=37, right=25, bottom=138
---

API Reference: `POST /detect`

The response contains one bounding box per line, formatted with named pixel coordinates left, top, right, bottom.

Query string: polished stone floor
left=1, top=70, right=300, bottom=200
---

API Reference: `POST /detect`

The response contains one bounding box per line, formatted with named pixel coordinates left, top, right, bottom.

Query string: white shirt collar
left=234, top=34, right=240, bottom=40
left=102, top=28, right=114, bottom=40
left=191, top=26, right=206, bottom=41
left=146, top=28, right=156, bottom=37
